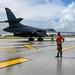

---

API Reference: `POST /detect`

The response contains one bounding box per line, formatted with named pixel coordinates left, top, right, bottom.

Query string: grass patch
left=0, top=35, right=75, bottom=39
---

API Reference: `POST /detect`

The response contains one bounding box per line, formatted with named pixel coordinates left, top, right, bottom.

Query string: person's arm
left=62, top=37, right=65, bottom=42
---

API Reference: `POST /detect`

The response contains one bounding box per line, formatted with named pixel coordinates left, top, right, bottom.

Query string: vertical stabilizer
left=5, top=7, right=19, bottom=27
left=5, top=7, right=23, bottom=27
left=5, top=7, right=16, bottom=21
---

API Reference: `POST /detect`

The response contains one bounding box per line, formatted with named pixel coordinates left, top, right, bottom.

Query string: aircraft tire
left=28, top=37, right=34, bottom=41
left=38, top=37, right=43, bottom=41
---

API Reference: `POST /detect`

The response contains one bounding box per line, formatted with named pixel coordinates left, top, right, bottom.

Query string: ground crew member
left=56, top=32, right=65, bottom=57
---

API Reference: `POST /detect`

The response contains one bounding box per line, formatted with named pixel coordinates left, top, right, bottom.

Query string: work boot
left=55, top=56, right=59, bottom=58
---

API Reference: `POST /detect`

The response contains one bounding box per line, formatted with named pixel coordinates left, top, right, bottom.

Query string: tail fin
left=5, top=7, right=16, bottom=21
left=5, top=7, right=23, bottom=27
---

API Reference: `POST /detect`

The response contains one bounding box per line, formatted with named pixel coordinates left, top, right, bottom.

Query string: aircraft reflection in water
left=1, top=7, right=56, bottom=41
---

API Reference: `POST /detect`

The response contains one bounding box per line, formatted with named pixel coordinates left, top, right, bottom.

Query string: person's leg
left=59, top=49, right=62, bottom=57
left=57, top=50, right=59, bottom=57
left=59, top=44, right=62, bottom=57
left=56, top=44, right=60, bottom=57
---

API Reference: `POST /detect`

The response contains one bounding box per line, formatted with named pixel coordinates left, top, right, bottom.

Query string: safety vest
left=57, top=36, right=63, bottom=44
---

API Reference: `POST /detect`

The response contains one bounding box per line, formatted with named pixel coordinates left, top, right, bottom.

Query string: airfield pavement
left=0, top=38, right=75, bottom=75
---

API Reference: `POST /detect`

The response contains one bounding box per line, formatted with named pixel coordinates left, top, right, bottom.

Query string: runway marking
left=0, top=58, right=30, bottom=69
left=62, top=46, right=75, bottom=51
left=24, top=44, right=36, bottom=50
left=0, top=50, right=17, bottom=53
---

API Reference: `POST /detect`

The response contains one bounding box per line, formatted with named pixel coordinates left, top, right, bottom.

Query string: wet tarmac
left=0, top=38, right=75, bottom=75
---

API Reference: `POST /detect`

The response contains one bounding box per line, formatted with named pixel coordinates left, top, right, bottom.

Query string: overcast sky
left=0, top=0, right=75, bottom=34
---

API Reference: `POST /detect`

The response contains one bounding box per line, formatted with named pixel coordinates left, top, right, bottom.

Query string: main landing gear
left=37, top=37, right=43, bottom=41
left=28, top=37, right=43, bottom=41
left=28, top=37, right=34, bottom=41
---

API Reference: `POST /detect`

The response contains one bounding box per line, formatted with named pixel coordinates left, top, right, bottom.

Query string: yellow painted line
left=24, top=44, right=36, bottom=50
left=62, top=46, right=75, bottom=51
left=0, top=50, right=17, bottom=53
left=0, top=58, right=30, bottom=69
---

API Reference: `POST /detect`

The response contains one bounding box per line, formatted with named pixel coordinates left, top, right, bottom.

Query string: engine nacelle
left=34, top=30, right=46, bottom=37
left=14, top=33, right=24, bottom=37
left=14, top=32, right=33, bottom=37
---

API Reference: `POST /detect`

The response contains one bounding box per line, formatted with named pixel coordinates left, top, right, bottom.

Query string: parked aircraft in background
left=0, top=7, right=56, bottom=41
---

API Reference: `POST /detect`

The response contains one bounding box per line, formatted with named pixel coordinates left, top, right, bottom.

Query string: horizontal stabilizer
left=0, top=21, right=7, bottom=23
left=0, top=18, right=23, bottom=23
left=5, top=18, right=23, bottom=23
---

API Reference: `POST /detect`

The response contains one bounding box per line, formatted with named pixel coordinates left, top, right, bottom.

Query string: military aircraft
left=0, top=7, right=56, bottom=41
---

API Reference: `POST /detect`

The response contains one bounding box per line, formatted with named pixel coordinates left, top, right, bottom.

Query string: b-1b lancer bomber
left=0, top=7, right=56, bottom=41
